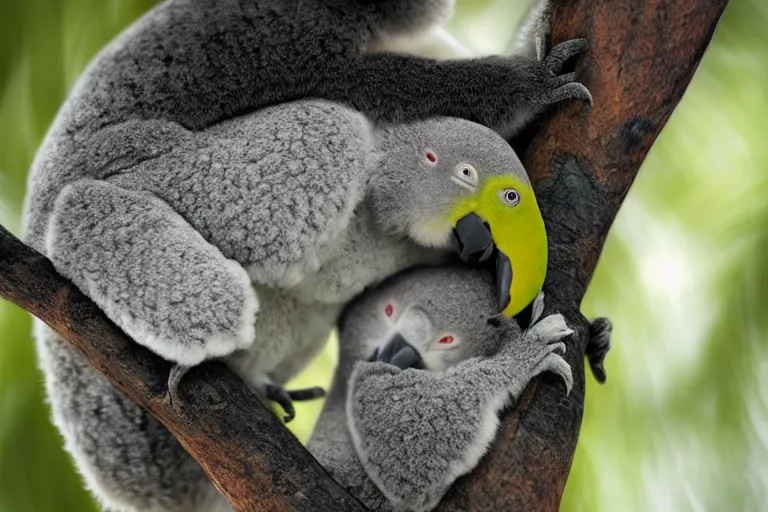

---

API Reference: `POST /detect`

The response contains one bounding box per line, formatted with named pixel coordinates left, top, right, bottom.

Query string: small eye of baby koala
left=438, top=335, right=454, bottom=345
left=384, top=302, right=394, bottom=318
left=425, top=150, right=437, bottom=164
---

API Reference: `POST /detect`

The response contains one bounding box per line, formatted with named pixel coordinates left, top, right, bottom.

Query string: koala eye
left=384, top=302, right=394, bottom=318
left=438, top=335, right=454, bottom=345
left=425, top=150, right=437, bottom=164
left=499, top=188, right=521, bottom=207
left=452, top=163, right=478, bottom=190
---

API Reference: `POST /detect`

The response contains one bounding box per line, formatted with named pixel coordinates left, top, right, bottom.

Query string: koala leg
left=45, top=179, right=258, bottom=367
left=35, top=322, right=229, bottom=512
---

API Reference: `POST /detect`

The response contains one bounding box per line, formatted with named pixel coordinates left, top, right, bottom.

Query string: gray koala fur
left=21, top=0, right=591, bottom=510
left=307, top=265, right=613, bottom=512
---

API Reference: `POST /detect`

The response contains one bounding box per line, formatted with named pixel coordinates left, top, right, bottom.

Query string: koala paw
left=528, top=38, right=592, bottom=109
left=531, top=344, right=574, bottom=395
left=528, top=312, right=574, bottom=343
left=587, top=317, right=612, bottom=383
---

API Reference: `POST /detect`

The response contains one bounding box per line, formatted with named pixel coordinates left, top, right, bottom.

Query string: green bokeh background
left=1, top=1, right=766, bottom=511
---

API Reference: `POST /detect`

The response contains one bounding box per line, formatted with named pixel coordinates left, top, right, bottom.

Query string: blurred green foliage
left=1, top=0, right=766, bottom=511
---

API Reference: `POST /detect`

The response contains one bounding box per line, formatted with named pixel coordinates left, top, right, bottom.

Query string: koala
left=22, top=1, right=592, bottom=510
left=308, top=264, right=611, bottom=511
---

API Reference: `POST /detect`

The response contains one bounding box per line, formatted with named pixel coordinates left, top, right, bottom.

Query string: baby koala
left=307, top=264, right=607, bottom=512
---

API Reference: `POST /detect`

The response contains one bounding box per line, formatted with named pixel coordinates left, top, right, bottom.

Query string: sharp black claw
left=587, top=317, right=612, bottom=383
left=165, top=364, right=192, bottom=409
left=286, top=386, right=326, bottom=401
left=545, top=38, right=589, bottom=73
left=265, top=384, right=296, bottom=423
left=590, top=361, right=607, bottom=384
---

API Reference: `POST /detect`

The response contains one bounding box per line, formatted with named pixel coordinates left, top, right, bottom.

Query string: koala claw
left=263, top=384, right=325, bottom=423
left=532, top=350, right=573, bottom=396
left=286, top=386, right=327, bottom=402
left=529, top=312, right=574, bottom=341
left=164, top=364, right=193, bottom=410
left=264, top=384, right=296, bottom=423
left=550, top=82, right=593, bottom=108
left=548, top=341, right=567, bottom=357
left=530, top=291, right=546, bottom=324
left=587, top=317, right=613, bottom=383
left=545, top=38, right=588, bottom=73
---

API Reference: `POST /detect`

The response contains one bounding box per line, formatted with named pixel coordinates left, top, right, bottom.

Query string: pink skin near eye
left=438, top=335, right=454, bottom=345
left=425, top=150, right=437, bottom=164
left=385, top=303, right=394, bottom=318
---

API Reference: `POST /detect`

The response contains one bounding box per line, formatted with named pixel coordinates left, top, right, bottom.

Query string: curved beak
left=369, top=333, right=424, bottom=370
left=453, top=212, right=513, bottom=313
left=452, top=213, right=494, bottom=264
left=450, top=176, right=548, bottom=318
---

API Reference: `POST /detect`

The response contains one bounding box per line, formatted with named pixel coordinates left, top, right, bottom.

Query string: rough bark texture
left=0, top=225, right=366, bottom=511
left=0, top=0, right=728, bottom=510
left=436, top=0, right=729, bottom=510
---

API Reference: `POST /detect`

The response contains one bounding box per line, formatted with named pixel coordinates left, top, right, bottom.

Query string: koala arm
left=346, top=312, right=574, bottom=512
left=71, top=0, right=587, bottom=138
left=43, top=98, right=372, bottom=370
left=323, top=41, right=590, bottom=139
left=44, top=178, right=259, bottom=367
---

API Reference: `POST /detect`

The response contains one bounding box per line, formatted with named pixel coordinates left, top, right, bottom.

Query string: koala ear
left=346, top=361, right=510, bottom=512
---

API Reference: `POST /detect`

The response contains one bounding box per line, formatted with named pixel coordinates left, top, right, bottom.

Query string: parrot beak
left=369, top=333, right=424, bottom=370
left=496, top=250, right=512, bottom=312
left=453, top=212, right=513, bottom=313
left=452, top=212, right=494, bottom=264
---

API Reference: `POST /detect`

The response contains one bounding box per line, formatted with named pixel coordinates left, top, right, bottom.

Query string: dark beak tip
left=454, top=213, right=495, bottom=264
left=496, top=251, right=512, bottom=313
left=374, top=334, right=424, bottom=370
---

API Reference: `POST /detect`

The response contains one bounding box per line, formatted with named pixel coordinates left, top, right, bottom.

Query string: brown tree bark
left=0, top=224, right=366, bottom=511
left=0, top=0, right=729, bottom=510
left=437, top=0, right=729, bottom=510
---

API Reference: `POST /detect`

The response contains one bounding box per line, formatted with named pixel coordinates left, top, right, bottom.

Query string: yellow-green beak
left=450, top=177, right=548, bottom=318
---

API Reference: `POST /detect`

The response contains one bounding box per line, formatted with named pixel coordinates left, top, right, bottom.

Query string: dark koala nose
left=452, top=213, right=494, bottom=264
left=369, top=333, right=424, bottom=370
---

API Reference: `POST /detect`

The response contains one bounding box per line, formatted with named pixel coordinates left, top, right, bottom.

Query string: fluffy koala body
left=22, top=0, right=591, bottom=510
left=307, top=264, right=592, bottom=512
left=32, top=96, right=521, bottom=511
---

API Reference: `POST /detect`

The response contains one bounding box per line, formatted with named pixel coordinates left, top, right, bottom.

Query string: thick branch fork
left=0, top=225, right=365, bottom=511
left=0, top=0, right=728, bottom=510
left=437, top=0, right=728, bottom=510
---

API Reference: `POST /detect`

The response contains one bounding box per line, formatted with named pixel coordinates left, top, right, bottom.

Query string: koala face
left=345, top=264, right=522, bottom=372
left=368, top=117, right=547, bottom=318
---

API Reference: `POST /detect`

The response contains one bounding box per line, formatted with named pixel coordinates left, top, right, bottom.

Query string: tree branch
left=0, top=0, right=729, bottom=510
left=437, top=0, right=729, bottom=510
left=0, top=225, right=366, bottom=511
